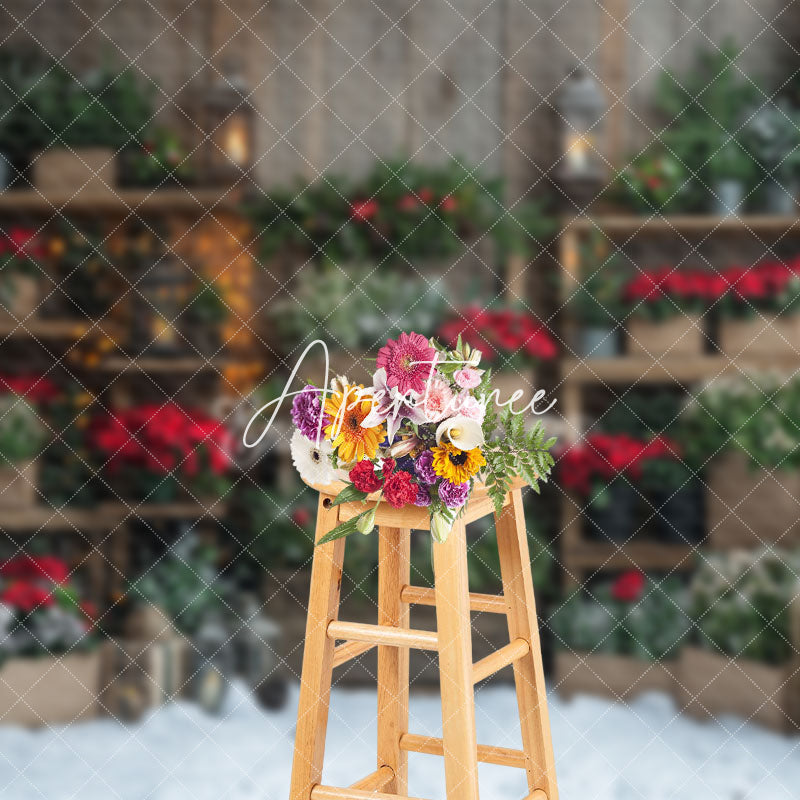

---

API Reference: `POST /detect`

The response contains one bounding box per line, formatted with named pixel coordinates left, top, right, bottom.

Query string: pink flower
left=452, top=392, right=486, bottom=424
left=420, top=376, right=454, bottom=422
left=453, top=367, right=483, bottom=389
left=376, top=332, right=436, bottom=395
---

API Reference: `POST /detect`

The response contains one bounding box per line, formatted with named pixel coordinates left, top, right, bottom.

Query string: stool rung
left=472, top=638, right=530, bottom=684
left=400, top=585, right=507, bottom=614
left=399, top=733, right=527, bottom=769
left=311, top=786, right=429, bottom=800
left=327, top=620, right=438, bottom=651
left=332, top=640, right=375, bottom=668
left=349, top=765, right=393, bottom=791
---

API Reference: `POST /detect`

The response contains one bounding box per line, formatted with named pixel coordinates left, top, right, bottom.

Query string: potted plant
left=552, top=572, right=689, bottom=699
left=28, top=63, right=155, bottom=194
left=708, top=140, right=756, bottom=216
left=570, top=242, right=626, bottom=358
left=437, top=306, right=558, bottom=400
left=0, top=553, right=101, bottom=725
left=183, top=283, right=229, bottom=355
left=746, top=101, right=800, bottom=214
left=677, top=548, right=800, bottom=732
left=0, top=392, right=46, bottom=509
left=612, top=148, right=687, bottom=214
left=716, top=258, right=800, bottom=356
left=623, top=266, right=710, bottom=357
left=0, top=227, right=44, bottom=320
left=640, top=452, right=704, bottom=544
left=120, top=128, right=195, bottom=188
left=678, top=373, right=800, bottom=548
left=87, top=403, right=234, bottom=502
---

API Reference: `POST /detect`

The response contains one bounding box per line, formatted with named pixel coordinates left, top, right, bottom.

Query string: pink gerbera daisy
left=376, top=332, right=436, bottom=395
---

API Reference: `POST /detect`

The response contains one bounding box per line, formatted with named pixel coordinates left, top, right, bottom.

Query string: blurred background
left=1, top=1, right=800, bottom=798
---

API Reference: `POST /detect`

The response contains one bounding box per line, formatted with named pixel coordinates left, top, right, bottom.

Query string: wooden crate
left=0, top=649, right=103, bottom=726
left=627, top=314, right=705, bottom=357
left=719, top=314, right=800, bottom=357
left=707, top=452, right=800, bottom=548
left=676, top=646, right=800, bottom=733
left=553, top=651, right=676, bottom=701
left=33, top=147, right=116, bottom=195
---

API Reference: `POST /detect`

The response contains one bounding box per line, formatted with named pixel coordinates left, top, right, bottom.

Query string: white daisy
left=290, top=428, right=336, bottom=485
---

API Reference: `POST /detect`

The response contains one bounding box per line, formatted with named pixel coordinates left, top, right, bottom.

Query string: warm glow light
left=224, top=118, right=249, bottom=166
left=565, top=132, right=592, bottom=174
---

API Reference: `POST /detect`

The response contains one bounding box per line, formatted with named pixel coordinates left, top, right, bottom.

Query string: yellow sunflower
left=324, top=384, right=385, bottom=463
left=431, top=442, right=486, bottom=484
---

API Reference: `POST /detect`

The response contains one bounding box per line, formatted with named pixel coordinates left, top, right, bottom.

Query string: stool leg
left=495, top=489, right=559, bottom=800
left=433, top=519, right=480, bottom=800
left=289, top=496, right=346, bottom=800
left=377, top=526, right=410, bottom=794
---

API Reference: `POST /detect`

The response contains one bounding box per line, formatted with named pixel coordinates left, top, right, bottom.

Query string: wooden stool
left=289, top=477, right=558, bottom=800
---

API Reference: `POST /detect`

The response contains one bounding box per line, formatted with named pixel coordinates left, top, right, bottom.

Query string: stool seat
left=302, top=476, right=528, bottom=529
left=288, top=480, right=559, bottom=800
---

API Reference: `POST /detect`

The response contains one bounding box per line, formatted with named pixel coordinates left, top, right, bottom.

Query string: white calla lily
left=435, top=415, right=485, bottom=450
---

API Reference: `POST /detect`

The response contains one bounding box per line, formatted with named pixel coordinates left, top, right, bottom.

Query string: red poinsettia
left=87, top=403, right=234, bottom=479
left=438, top=307, right=558, bottom=365
left=1, top=580, right=54, bottom=613
left=0, top=374, right=59, bottom=403
left=559, top=433, right=680, bottom=496
left=612, top=570, right=646, bottom=602
left=0, top=227, right=46, bottom=260
left=0, top=555, right=70, bottom=584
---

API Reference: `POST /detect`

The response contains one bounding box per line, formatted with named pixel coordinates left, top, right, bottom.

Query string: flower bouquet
left=288, top=332, right=556, bottom=544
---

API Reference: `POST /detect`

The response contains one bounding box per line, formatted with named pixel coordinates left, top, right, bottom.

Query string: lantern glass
left=201, top=82, right=255, bottom=185
left=557, top=68, right=606, bottom=181
left=136, top=259, right=191, bottom=354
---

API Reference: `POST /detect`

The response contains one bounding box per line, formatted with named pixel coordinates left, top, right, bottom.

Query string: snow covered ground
left=0, top=683, right=798, bottom=799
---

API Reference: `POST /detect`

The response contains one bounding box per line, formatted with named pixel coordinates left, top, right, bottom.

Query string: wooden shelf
left=563, top=214, right=800, bottom=236
left=98, top=355, right=230, bottom=373
left=560, top=354, right=800, bottom=385
left=0, top=500, right=227, bottom=532
left=0, top=318, right=93, bottom=339
left=562, top=541, right=696, bottom=572
left=0, top=187, right=243, bottom=215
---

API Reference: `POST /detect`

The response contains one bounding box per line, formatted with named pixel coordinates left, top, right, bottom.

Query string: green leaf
left=330, top=484, right=370, bottom=506
left=317, top=509, right=374, bottom=545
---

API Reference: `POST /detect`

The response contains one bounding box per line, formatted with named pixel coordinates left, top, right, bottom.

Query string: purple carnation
left=413, top=484, right=432, bottom=507
left=414, top=450, right=437, bottom=485
left=291, top=385, right=329, bottom=441
left=438, top=479, right=470, bottom=509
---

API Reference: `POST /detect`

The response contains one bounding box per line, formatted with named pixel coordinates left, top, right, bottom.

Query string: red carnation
left=383, top=470, right=417, bottom=509
left=612, top=570, right=646, bottom=602
left=381, top=458, right=396, bottom=478
left=349, top=459, right=383, bottom=493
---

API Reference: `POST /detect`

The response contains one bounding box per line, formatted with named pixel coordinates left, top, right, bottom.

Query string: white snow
left=0, top=683, right=798, bottom=799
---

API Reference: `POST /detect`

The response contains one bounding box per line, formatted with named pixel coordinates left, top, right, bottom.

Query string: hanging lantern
left=556, top=68, right=607, bottom=185
left=196, top=70, right=255, bottom=186
left=133, top=257, right=192, bottom=354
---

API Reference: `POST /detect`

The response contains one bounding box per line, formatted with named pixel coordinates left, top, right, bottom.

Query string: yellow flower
left=431, top=442, right=486, bottom=484
left=324, top=384, right=384, bottom=463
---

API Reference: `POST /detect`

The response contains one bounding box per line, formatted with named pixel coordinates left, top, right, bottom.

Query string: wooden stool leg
left=495, top=489, right=559, bottom=800
left=433, top=519, right=480, bottom=800
left=289, top=496, right=346, bottom=800
left=377, top=526, right=410, bottom=794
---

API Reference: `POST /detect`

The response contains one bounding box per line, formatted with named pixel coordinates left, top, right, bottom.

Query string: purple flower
left=413, top=484, right=432, bottom=507
left=291, top=385, right=329, bottom=441
left=438, top=479, right=470, bottom=509
left=414, top=450, right=437, bottom=485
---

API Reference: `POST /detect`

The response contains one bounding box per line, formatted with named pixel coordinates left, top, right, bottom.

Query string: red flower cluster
left=1, top=555, right=70, bottom=584
left=0, top=374, right=59, bottom=403
left=560, top=433, right=679, bottom=496
left=623, top=259, right=800, bottom=310
left=438, top=307, right=558, bottom=363
left=0, top=580, right=54, bottom=613
left=88, top=404, right=233, bottom=477
left=350, top=200, right=379, bottom=222
left=0, top=227, right=46, bottom=260
left=612, top=570, right=646, bottom=602
left=348, top=458, right=418, bottom=508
